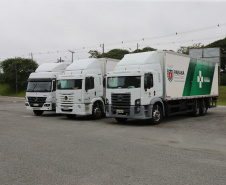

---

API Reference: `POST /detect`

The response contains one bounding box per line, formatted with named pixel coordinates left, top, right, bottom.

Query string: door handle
left=95, top=91, right=96, bottom=96
left=154, top=91, right=155, bottom=96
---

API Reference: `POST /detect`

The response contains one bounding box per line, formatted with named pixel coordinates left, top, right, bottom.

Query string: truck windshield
left=57, top=79, right=82, bottom=90
left=107, top=76, right=141, bottom=88
left=27, top=81, right=52, bottom=92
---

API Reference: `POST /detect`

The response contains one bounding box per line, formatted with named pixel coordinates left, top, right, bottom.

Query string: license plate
left=33, top=108, right=40, bottom=110
left=63, top=107, right=69, bottom=110
left=116, top=109, right=124, bottom=114
left=33, top=103, right=39, bottom=106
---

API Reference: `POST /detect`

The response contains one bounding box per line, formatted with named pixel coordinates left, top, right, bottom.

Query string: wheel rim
left=196, top=107, right=200, bottom=115
left=93, top=104, right=102, bottom=118
left=153, top=109, right=160, bottom=122
left=203, top=105, right=206, bottom=114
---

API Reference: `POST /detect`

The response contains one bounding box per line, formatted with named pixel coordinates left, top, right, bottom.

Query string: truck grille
left=111, top=93, right=131, bottom=114
left=28, top=97, right=46, bottom=107
left=58, top=94, right=74, bottom=104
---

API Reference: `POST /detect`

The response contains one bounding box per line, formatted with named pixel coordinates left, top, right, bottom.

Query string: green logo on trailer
left=197, top=71, right=203, bottom=88
left=183, top=59, right=216, bottom=96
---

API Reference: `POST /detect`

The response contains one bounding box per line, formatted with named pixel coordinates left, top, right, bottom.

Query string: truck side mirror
left=147, top=74, right=153, bottom=89
left=103, top=77, right=106, bottom=88
left=52, top=80, right=56, bottom=91
left=147, top=76, right=151, bottom=89
left=85, top=77, right=90, bottom=92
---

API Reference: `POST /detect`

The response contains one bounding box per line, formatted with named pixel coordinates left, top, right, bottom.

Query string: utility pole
left=100, top=44, right=104, bottom=56
left=68, top=50, right=75, bottom=63
left=15, top=57, right=18, bottom=94
left=137, top=43, right=140, bottom=53
left=219, top=48, right=221, bottom=88
left=30, top=53, right=33, bottom=61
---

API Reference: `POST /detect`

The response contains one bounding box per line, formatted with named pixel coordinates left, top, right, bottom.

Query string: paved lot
left=0, top=96, right=226, bottom=185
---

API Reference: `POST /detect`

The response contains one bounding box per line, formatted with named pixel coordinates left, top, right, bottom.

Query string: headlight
left=135, top=99, right=141, bottom=105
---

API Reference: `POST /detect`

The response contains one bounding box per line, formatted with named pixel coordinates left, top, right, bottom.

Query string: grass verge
left=0, top=84, right=26, bottom=97
left=218, top=86, right=226, bottom=105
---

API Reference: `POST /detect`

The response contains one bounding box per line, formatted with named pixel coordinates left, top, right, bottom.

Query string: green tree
left=141, top=47, right=156, bottom=52
left=177, top=43, right=204, bottom=55
left=0, top=73, right=6, bottom=84
left=103, top=49, right=130, bottom=60
left=0, top=58, right=38, bottom=92
left=88, top=46, right=156, bottom=60
left=132, top=46, right=157, bottom=53
left=88, top=50, right=102, bottom=58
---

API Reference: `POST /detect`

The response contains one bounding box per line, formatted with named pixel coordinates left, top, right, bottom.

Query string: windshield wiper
left=31, top=83, right=38, bottom=91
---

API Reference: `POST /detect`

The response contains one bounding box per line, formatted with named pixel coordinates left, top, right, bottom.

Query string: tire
left=150, top=105, right=162, bottom=125
left=193, top=102, right=200, bottom=117
left=92, top=102, right=103, bottom=119
left=33, top=110, right=44, bottom=116
left=200, top=101, right=207, bottom=116
left=66, top=114, right=76, bottom=119
left=115, top=117, right=127, bottom=123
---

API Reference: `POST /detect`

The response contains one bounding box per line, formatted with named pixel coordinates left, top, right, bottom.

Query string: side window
left=85, top=77, right=94, bottom=91
left=144, top=73, right=153, bottom=89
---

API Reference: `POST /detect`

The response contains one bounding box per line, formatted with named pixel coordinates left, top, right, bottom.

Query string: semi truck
left=106, top=51, right=218, bottom=124
left=56, top=58, right=119, bottom=119
left=25, top=62, right=68, bottom=115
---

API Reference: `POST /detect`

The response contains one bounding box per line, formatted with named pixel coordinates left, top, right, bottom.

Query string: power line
left=2, top=22, right=226, bottom=60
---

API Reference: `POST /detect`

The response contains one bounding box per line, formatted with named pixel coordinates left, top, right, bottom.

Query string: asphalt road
left=0, top=96, right=226, bottom=185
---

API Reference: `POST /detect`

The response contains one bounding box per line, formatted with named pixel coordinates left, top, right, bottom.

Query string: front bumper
left=25, top=102, right=55, bottom=111
left=56, top=103, right=92, bottom=115
left=106, top=105, right=152, bottom=119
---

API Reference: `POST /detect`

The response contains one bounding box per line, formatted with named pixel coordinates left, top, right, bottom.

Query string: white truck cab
left=56, top=58, right=118, bottom=119
left=25, top=63, right=68, bottom=115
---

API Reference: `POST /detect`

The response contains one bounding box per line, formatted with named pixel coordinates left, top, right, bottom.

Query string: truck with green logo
left=105, top=51, right=218, bottom=124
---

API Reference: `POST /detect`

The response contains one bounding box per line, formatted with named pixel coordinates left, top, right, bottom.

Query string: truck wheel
left=193, top=102, right=200, bottom=117
left=115, top=117, right=127, bottom=123
left=66, top=114, right=76, bottom=119
left=92, top=102, right=103, bottom=119
left=150, top=105, right=162, bottom=125
left=200, top=102, right=207, bottom=116
left=33, top=110, right=44, bottom=116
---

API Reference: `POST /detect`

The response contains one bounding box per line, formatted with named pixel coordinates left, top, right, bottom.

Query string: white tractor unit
left=56, top=58, right=119, bottom=119
left=25, top=63, right=68, bottom=115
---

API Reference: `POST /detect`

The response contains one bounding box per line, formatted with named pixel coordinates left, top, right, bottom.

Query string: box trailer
left=56, top=58, right=119, bottom=119
left=25, top=62, right=69, bottom=115
left=106, top=51, right=218, bottom=124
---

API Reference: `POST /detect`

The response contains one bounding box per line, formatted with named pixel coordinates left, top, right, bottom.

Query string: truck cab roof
left=115, top=51, right=161, bottom=72
left=35, top=63, right=69, bottom=72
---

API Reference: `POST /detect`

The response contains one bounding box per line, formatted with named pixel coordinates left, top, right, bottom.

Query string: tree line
left=0, top=37, right=226, bottom=93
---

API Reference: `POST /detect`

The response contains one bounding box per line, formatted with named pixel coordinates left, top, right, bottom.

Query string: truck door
left=143, top=73, right=155, bottom=103
left=84, top=76, right=95, bottom=103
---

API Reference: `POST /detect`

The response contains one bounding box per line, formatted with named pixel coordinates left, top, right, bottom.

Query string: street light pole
left=15, top=57, right=18, bottom=94
left=68, top=50, right=75, bottom=63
